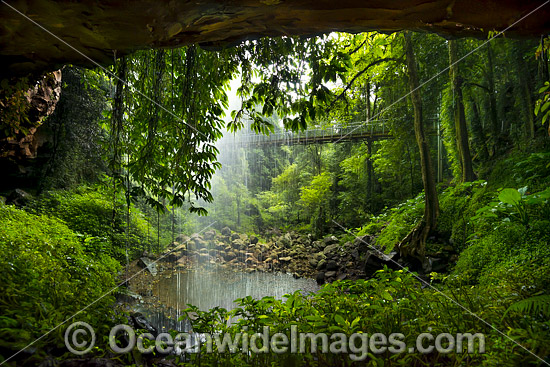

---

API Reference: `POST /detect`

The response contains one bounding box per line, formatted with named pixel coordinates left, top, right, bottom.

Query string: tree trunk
left=469, top=97, right=489, bottom=161
left=366, top=140, right=373, bottom=201
left=399, top=32, right=439, bottom=260
left=486, top=43, right=499, bottom=152
left=512, top=41, right=536, bottom=140
left=448, top=40, right=476, bottom=182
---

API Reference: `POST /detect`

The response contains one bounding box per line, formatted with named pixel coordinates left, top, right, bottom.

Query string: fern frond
left=503, top=295, right=550, bottom=319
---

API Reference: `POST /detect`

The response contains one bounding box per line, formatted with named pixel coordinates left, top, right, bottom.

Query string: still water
left=135, top=267, right=319, bottom=332
left=155, top=267, right=319, bottom=311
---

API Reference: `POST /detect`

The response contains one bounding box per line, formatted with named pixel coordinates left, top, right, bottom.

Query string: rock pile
left=150, top=227, right=455, bottom=285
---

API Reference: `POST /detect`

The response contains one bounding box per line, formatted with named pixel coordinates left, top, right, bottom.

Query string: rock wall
left=0, top=70, right=61, bottom=192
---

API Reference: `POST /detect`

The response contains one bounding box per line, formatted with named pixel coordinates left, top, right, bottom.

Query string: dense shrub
left=27, top=186, right=152, bottom=262
left=176, top=268, right=550, bottom=366
left=357, top=194, right=424, bottom=251
left=0, top=203, right=119, bottom=362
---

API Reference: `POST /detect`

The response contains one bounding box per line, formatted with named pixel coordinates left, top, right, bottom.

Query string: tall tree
left=399, top=32, right=439, bottom=260
left=448, top=40, right=476, bottom=182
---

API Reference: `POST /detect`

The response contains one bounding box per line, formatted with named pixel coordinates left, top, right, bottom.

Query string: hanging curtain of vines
left=107, top=46, right=240, bottom=214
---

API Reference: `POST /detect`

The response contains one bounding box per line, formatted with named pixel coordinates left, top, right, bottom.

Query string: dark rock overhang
left=1, top=0, right=549, bottom=77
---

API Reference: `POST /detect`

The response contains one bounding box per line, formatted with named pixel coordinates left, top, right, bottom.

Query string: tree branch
left=326, top=57, right=402, bottom=113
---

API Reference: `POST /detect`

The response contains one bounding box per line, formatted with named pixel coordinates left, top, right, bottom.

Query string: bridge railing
left=234, top=120, right=390, bottom=146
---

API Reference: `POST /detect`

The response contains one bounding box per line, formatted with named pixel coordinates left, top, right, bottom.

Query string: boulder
left=221, top=227, right=231, bottom=236
left=323, top=243, right=340, bottom=257
left=250, top=235, right=259, bottom=245
left=325, top=271, right=337, bottom=278
left=224, top=251, right=236, bottom=261
left=175, top=234, right=190, bottom=244
left=203, top=229, right=216, bottom=240
left=323, top=235, right=339, bottom=246
left=138, top=257, right=158, bottom=276
left=364, top=250, right=399, bottom=278
left=316, top=258, right=327, bottom=270
left=315, top=272, right=325, bottom=285
left=326, top=260, right=338, bottom=271
left=232, top=239, right=245, bottom=249
left=354, top=235, right=374, bottom=253
left=279, top=233, right=293, bottom=248
left=6, top=189, right=32, bottom=207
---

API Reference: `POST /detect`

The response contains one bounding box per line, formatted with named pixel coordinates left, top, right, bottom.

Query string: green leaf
left=498, top=188, right=521, bottom=205
left=334, top=314, right=346, bottom=326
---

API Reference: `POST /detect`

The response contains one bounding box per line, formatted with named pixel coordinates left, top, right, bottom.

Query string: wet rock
left=224, top=251, right=236, bottom=261
left=312, top=240, right=324, bottom=251
left=163, top=252, right=180, bottom=262
left=138, top=257, right=158, bottom=276
left=194, top=239, right=207, bottom=250
left=309, top=257, right=319, bottom=268
left=323, top=243, right=339, bottom=256
left=116, top=289, right=142, bottom=304
left=5, top=189, right=32, bottom=207
left=364, top=250, right=399, bottom=278
left=337, top=273, right=347, bottom=281
left=231, top=233, right=240, bottom=241
left=191, top=233, right=203, bottom=240
left=232, top=239, right=245, bottom=249
left=325, top=271, right=337, bottom=278
left=250, top=235, right=259, bottom=244
left=316, top=258, right=327, bottom=270
left=323, top=235, right=338, bottom=246
left=204, top=229, right=216, bottom=240
left=326, top=260, right=338, bottom=271
left=221, top=227, right=231, bottom=236
left=354, top=235, right=373, bottom=252
left=315, top=272, right=325, bottom=285
left=175, top=234, right=190, bottom=244
left=131, top=312, right=157, bottom=335
left=280, top=233, right=293, bottom=248
left=279, top=256, right=292, bottom=263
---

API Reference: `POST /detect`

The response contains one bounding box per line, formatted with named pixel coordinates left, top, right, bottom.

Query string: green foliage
left=0, top=76, right=32, bottom=141
left=357, top=194, right=424, bottom=252
left=300, top=172, right=332, bottom=236
left=535, top=81, right=550, bottom=128
left=504, top=295, right=550, bottom=319
left=27, top=186, right=152, bottom=261
left=454, top=219, right=550, bottom=283
left=38, top=67, right=108, bottom=190
left=175, top=268, right=549, bottom=366
left=440, top=83, right=462, bottom=181
left=437, top=181, right=488, bottom=250
left=471, top=186, right=550, bottom=228
left=0, top=203, right=119, bottom=361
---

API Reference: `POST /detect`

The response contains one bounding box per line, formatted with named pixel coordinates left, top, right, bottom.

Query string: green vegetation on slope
left=0, top=203, right=120, bottom=363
